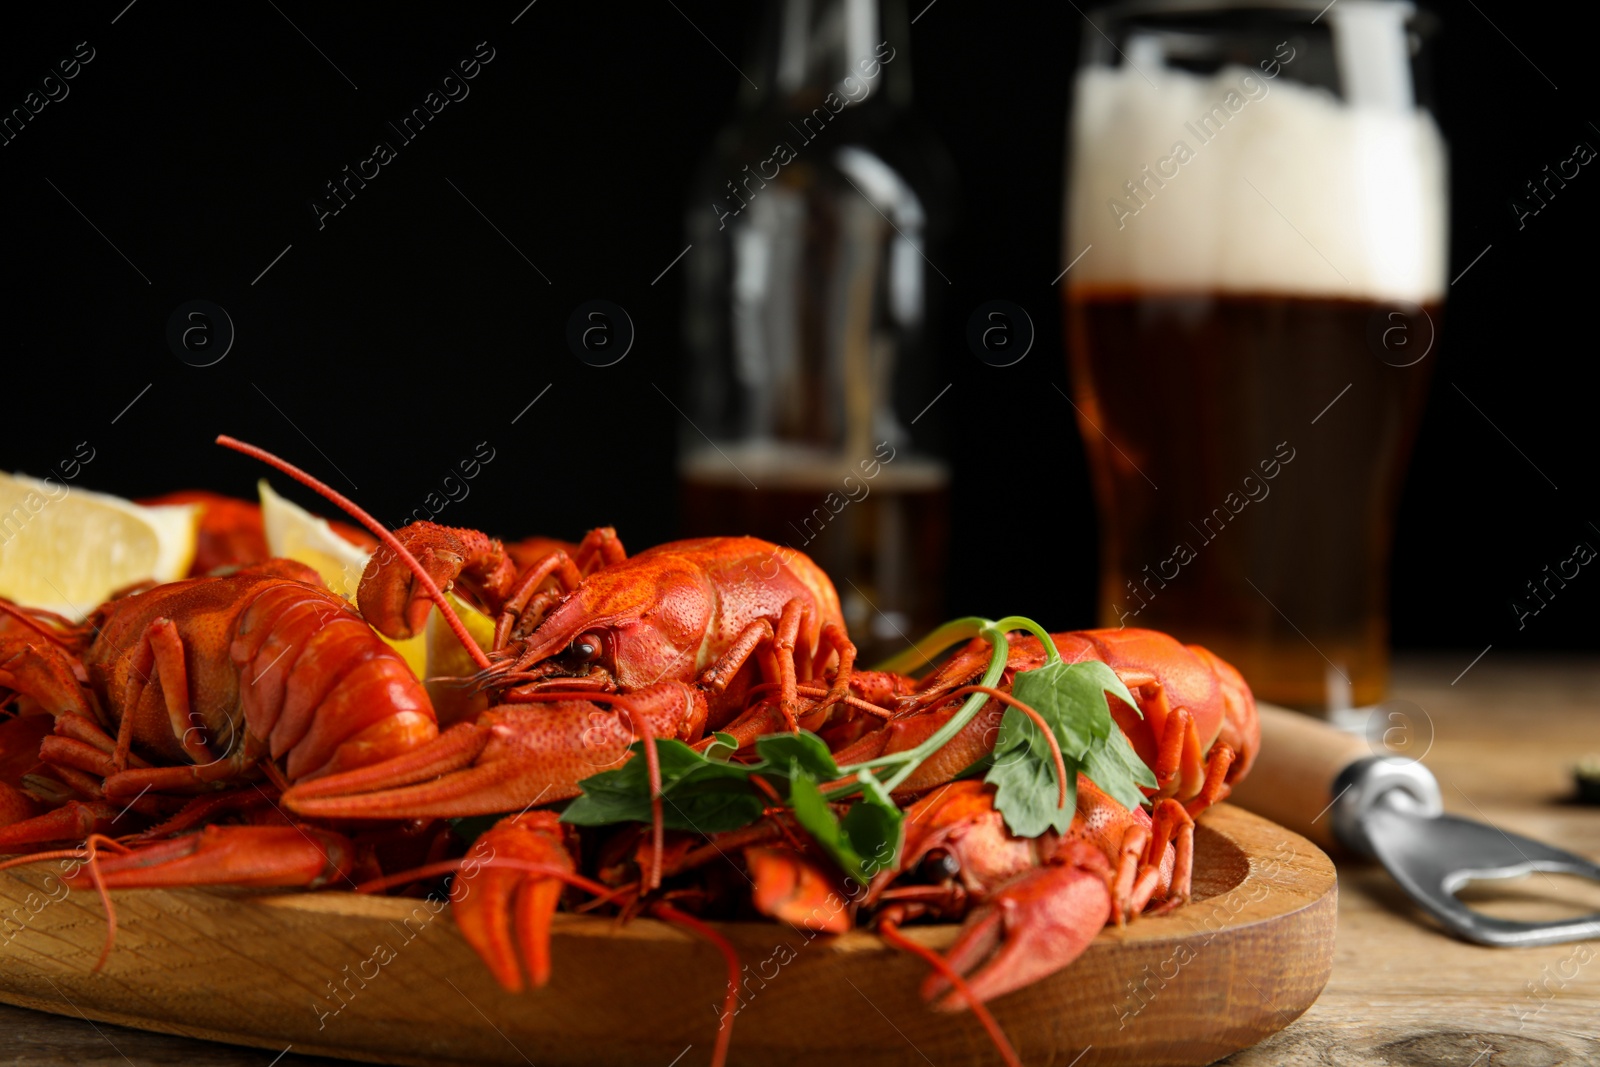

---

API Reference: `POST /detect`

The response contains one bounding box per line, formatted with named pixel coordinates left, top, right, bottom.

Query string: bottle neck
left=748, top=0, right=910, bottom=115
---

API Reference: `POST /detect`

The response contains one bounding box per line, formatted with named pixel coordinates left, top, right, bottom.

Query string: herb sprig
left=559, top=616, right=1155, bottom=879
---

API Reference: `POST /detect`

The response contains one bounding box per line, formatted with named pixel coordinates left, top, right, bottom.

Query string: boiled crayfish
left=563, top=622, right=1256, bottom=1063
left=825, top=625, right=1257, bottom=809
left=0, top=437, right=1262, bottom=1067
left=193, top=441, right=858, bottom=853
left=0, top=557, right=437, bottom=850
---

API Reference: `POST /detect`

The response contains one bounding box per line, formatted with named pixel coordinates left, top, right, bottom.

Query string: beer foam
left=1065, top=64, right=1448, bottom=303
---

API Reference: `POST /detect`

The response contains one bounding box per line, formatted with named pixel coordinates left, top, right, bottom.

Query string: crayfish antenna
left=878, top=914, right=1023, bottom=1067
left=83, top=833, right=120, bottom=973
left=0, top=600, right=82, bottom=647
left=214, top=435, right=491, bottom=672
left=0, top=835, right=125, bottom=972
left=650, top=902, right=741, bottom=1067
left=614, top=695, right=665, bottom=892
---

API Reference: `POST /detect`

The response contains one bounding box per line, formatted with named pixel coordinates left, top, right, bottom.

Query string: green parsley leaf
left=986, top=660, right=1150, bottom=838
left=561, top=731, right=850, bottom=836
left=787, top=768, right=903, bottom=885
left=448, top=814, right=504, bottom=847
left=562, top=739, right=764, bottom=833
left=840, top=770, right=904, bottom=882
left=753, top=732, right=839, bottom=782
left=1008, top=660, right=1137, bottom=758
left=1081, top=726, right=1158, bottom=811
left=986, top=740, right=1080, bottom=838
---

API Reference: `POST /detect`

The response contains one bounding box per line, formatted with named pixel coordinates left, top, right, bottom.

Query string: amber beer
left=1068, top=291, right=1437, bottom=708
left=679, top=445, right=950, bottom=666
left=1065, top=2, right=1447, bottom=711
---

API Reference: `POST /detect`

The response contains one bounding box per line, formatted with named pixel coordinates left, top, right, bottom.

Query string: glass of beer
left=1064, top=0, right=1446, bottom=712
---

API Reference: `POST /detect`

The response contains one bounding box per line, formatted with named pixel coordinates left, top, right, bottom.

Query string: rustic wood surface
left=1217, top=654, right=1600, bottom=1066
left=3, top=653, right=1596, bottom=1065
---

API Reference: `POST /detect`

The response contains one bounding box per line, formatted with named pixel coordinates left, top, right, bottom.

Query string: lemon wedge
left=256, top=479, right=502, bottom=696
left=0, top=472, right=198, bottom=620
left=425, top=590, right=497, bottom=726
left=257, top=478, right=433, bottom=676
left=429, top=591, right=497, bottom=659
left=258, top=479, right=370, bottom=599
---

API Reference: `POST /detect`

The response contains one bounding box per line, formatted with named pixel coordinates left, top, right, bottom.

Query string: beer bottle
left=680, top=0, right=953, bottom=662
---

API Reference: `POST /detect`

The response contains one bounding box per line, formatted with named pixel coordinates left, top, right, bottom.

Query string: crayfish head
left=507, top=555, right=714, bottom=692
left=868, top=781, right=1042, bottom=911
left=545, top=627, right=619, bottom=680
left=474, top=626, right=622, bottom=698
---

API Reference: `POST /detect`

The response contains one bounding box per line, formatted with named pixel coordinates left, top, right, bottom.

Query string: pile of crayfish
left=0, top=436, right=1259, bottom=1067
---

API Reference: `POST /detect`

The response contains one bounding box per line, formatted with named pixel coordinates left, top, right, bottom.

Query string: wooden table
left=4, top=655, right=1598, bottom=1066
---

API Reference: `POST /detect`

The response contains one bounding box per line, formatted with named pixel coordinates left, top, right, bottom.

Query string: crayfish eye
left=914, top=849, right=960, bottom=883
left=569, top=632, right=605, bottom=664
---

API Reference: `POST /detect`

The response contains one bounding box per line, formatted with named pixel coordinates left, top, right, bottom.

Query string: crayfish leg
left=698, top=619, right=776, bottom=698
left=101, top=762, right=239, bottom=799
left=492, top=551, right=584, bottom=651
left=1145, top=798, right=1195, bottom=913
left=809, top=621, right=857, bottom=715
left=1184, top=742, right=1238, bottom=817
left=1108, top=819, right=1153, bottom=925
left=696, top=598, right=857, bottom=732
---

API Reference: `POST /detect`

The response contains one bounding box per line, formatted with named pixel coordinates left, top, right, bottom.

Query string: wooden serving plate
left=0, top=804, right=1334, bottom=1066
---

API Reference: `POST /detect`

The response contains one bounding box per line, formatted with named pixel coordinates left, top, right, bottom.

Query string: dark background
left=2, top=1, right=1594, bottom=656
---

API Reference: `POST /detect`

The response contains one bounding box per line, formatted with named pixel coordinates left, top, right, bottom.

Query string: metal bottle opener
left=1230, top=705, right=1600, bottom=947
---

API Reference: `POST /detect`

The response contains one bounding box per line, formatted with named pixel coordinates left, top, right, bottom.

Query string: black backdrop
left=2, top=1, right=1595, bottom=657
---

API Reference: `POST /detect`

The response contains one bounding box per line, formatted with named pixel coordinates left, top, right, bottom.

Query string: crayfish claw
left=0, top=800, right=122, bottom=850
left=358, top=522, right=516, bottom=640
left=62, top=825, right=356, bottom=890
left=922, top=842, right=1113, bottom=1011
left=746, top=845, right=851, bottom=934
left=451, top=812, right=576, bottom=992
